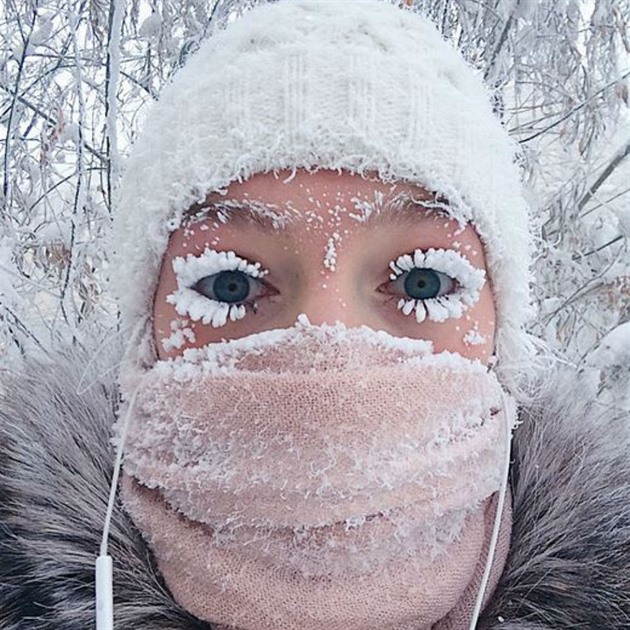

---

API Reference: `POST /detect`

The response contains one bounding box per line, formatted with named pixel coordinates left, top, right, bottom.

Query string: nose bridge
left=295, top=268, right=367, bottom=327
left=287, top=217, right=377, bottom=328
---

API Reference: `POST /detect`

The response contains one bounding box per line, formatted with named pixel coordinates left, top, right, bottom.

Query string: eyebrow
left=364, top=192, right=454, bottom=227
left=183, top=191, right=456, bottom=233
left=183, top=200, right=290, bottom=231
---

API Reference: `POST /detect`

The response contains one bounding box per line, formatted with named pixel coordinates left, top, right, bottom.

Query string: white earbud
left=95, top=385, right=140, bottom=630
left=96, top=555, right=114, bottom=630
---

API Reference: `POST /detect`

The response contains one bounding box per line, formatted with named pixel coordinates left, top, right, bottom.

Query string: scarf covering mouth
left=119, top=323, right=515, bottom=629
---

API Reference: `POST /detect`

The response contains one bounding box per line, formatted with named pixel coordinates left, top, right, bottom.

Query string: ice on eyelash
left=390, top=248, right=486, bottom=323
left=166, top=248, right=267, bottom=328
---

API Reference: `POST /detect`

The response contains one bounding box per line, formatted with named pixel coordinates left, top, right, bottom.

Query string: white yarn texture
left=110, top=0, right=534, bottom=375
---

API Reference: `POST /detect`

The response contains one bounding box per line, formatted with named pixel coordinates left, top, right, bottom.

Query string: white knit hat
left=110, top=0, right=534, bottom=378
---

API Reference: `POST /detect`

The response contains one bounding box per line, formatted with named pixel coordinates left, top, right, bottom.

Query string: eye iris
left=196, top=270, right=251, bottom=303
left=404, top=268, right=442, bottom=300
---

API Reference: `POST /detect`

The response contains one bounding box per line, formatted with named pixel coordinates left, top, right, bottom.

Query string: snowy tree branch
left=0, top=85, right=107, bottom=163
left=105, top=0, right=124, bottom=210
left=2, top=2, right=39, bottom=205
left=577, top=138, right=630, bottom=212
left=518, top=69, right=630, bottom=144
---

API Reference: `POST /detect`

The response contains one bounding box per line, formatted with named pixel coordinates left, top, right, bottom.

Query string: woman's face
left=153, top=169, right=496, bottom=361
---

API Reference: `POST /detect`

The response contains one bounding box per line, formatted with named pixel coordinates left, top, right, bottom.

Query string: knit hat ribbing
left=110, top=0, right=534, bottom=377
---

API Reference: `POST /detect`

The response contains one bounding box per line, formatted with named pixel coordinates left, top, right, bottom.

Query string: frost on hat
left=110, top=0, right=534, bottom=381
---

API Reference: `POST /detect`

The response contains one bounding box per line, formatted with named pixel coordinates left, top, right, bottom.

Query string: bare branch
left=104, top=0, right=124, bottom=211
left=519, top=69, right=630, bottom=144
left=577, top=138, right=630, bottom=212
left=0, top=85, right=108, bottom=163
left=3, top=2, right=39, bottom=205
left=574, top=235, right=625, bottom=260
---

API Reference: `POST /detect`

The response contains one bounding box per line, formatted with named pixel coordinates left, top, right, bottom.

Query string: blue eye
left=392, top=268, right=455, bottom=300
left=193, top=270, right=255, bottom=304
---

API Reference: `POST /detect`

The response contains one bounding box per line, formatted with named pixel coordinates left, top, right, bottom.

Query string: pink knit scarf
left=119, top=324, right=514, bottom=629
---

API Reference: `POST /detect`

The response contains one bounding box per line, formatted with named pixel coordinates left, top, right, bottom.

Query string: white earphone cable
left=95, top=385, right=140, bottom=630
left=467, top=392, right=515, bottom=630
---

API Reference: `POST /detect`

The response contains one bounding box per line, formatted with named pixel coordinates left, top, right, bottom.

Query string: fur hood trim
left=1, top=325, right=629, bottom=629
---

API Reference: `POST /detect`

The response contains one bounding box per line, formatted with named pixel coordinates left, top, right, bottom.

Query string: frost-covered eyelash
left=166, top=248, right=268, bottom=328
left=389, top=248, right=486, bottom=323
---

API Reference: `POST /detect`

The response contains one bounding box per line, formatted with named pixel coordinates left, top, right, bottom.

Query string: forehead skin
left=153, top=169, right=496, bottom=361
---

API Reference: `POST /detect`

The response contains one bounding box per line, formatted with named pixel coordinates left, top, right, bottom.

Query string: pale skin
left=153, top=169, right=496, bottom=361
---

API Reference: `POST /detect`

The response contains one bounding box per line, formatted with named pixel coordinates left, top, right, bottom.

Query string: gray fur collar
left=1, top=327, right=629, bottom=629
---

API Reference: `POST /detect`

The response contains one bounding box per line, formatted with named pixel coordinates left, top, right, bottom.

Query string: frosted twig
left=1, top=304, right=45, bottom=351
left=483, top=8, right=515, bottom=83
left=0, top=263, right=62, bottom=298
left=58, top=0, right=87, bottom=326
left=577, top=139, right=630, bottom=212
left=3, top=3, right=39, bottom=205
left=575, top=235, right=625, bottom=260
left=580, top=187, right=630, bottom=218
left=0, top=85, right=107, bottom=163
left=105, top=0, right=125, bottom=210
left=519, top=69, right=630, bottom=144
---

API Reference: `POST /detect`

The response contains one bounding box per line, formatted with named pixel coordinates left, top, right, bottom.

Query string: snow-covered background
left=1, top=0, right=628, bottom=407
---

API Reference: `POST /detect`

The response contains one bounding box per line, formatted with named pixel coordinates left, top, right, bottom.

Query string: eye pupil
left=195, top=270, right=251, bottom=303
left=404, top=268, right=441, bottom=300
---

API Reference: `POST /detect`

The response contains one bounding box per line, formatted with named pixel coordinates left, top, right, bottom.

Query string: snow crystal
left=463, top=329, right=487, bottom=347
left=348, top=191, right=383, bottom=223
left=323, top=232, right=341, bottom=271
left=296, top=313, right=311, bottom=326
left=161, top=319, right=196, bottom=352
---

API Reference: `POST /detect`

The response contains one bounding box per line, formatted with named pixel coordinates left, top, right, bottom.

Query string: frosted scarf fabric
left=119, top=324, right=515, bottom=629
